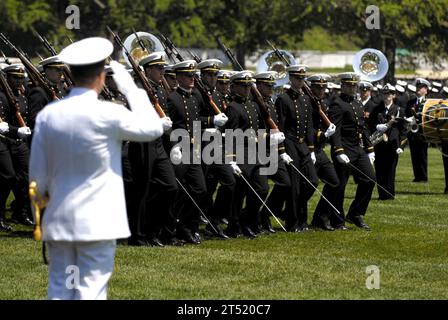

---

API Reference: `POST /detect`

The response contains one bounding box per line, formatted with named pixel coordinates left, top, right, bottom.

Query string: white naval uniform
left=29, top=87, right=163, bottom=299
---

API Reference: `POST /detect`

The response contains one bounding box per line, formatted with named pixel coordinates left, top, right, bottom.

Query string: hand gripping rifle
left=266, top=40, right=332, bottom=128
left=160, top=35, right=222, bottom=115
left=35, top=32, right=74, bottom=88
left=132, top=28, right=172, bottom=96
left=107, top=26, right=166, bottom=118
left=216, top=37, right=279, bottom=131
left=0, top=33, right=58, bottom=101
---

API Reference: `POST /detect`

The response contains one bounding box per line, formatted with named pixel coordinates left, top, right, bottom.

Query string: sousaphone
left=353, top=48, right=389, bottom=82
left=122, top=31, right=164, bottom=67
left=256, top=50, right=297, bottom=92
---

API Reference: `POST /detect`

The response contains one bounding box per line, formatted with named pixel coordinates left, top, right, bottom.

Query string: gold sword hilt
left=29, top=181, right=48, bottom=241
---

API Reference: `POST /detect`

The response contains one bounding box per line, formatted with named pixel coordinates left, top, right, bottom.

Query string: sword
left=346, top=162, right=396, bottom=199
left=288, top=162, right=342, bottom=216
left=236, top=173, right=287, bottom=232
left=175, top=178, right=219, bottom=234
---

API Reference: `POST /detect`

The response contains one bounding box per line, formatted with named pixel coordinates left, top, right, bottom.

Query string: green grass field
left=1, top=148, right=447, bottom=300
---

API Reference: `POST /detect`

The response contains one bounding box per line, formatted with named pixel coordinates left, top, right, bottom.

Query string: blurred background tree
left=0, top=0, right=447, bottom=77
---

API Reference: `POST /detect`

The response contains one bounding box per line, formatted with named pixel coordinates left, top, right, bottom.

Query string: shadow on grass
left=0, top=230, right=33, bottom=239
left=396, top=191, right=446, bottom=195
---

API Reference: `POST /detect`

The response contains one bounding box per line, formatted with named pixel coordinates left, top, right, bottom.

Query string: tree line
left=1, top=0, right=447, bottom=82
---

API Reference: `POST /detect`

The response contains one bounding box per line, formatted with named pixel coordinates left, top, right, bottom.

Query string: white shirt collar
left=69, top=87, right=99, bottom=99
left=385, top=101, right=393, bottom=109
left=361, top=96, right=371, bottom=106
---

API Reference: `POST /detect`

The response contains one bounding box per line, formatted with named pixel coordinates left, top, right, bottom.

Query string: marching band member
left=406, top=78, right=430, bottom=183
left=371, top=84, right=407, bottom=200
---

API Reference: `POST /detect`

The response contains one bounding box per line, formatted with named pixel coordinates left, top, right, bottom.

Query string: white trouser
left=46, top=240, right=116, bottom=300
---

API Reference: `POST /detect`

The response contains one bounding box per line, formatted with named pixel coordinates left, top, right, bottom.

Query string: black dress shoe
left=163, top=237, right=184, bottom=246
left=204, top=225, right=229, bottom=239
left=298, top=223, right=310, bottom=231
left=225, top=228, right=242, bottom=238
left=147, top=237, right=165, bottom=247
left=178, top=231, right=201, bottom=244
left=220, top=218, right=229, bottom=225
left=312, top=222, right=335, bottom=231
left=251, top=225, right=267, bottom=235
left=262, top=224, right=276, bottom=234
left=287, top=225, right=300, bottom=233
left=345, top=215, right=371, bottom=231
left=128, top=238, right=149, bottom=246
left=11, top=214, right=34, bottom=226
left=199, top=216, right=209, bottom=224
left=333, top=225, right=349, bottom=231
left=242, top=226, right=257, bottom=239
left=0, top=220, right=12, bottom=232
left=193, top=232, right=202, bottom=244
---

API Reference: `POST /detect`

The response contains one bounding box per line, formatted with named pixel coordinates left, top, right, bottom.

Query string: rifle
left=266, top=40, right=332, bottom=128
left=0, top=33, right=58, bottom=101
left=0, top=70, right=27, bottom=127
left=106, top=26, right=166, bottom=118
left=0, top=50, right=11, bottom=65
left=35, top=32, right=74, bottom=88
left=187, top=49, right=201, bottom=64
left=132, top=29, right=172, bottom=96
left=159, top=36, right=176, bottom=63
left=35, top=52, right=44, bottom=61
left=159, top=34, right=184, bottom=63
left=216, top=37, right=278, bottom=131
left=160, top=35, right=222, bottom=115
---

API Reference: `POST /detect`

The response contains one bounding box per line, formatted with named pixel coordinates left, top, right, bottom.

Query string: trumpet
left=404, top=116, right=419, bottom=133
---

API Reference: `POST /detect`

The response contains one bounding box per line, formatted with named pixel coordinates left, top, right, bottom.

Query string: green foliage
left=298, top=26, right=362, bottom=51
left=0, top=0, right=446, bottom=73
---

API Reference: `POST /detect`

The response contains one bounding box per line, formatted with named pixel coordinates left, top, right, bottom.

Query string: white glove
left=396, top=148, right=403, bottom=155
left=368, top=152, right=375, bottom=165
left=213, top=113, right=228, bottom=127
left=405, top=116, right=415, bottom=123
left=324, top=123, right=336, bottom=138
left=17, top=127, right=31, bottom=138
left=376, top=124, right=388, bottom=133
left=229, top=161, right=242, bottom=175
left=280, top=153, right=293, bottom=164
left=336, top=154, right=350, bottom=164
left=0, top=122, right=9, bottom=134
left=161, top=117, right=172, bottom=132
left=310, top=151, right=316, bottom=164
left=170, top=146, right=182, bottom=163
left=270, top=131, right=285, bottom=146
left=110, top=60, right=138, bottom=96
